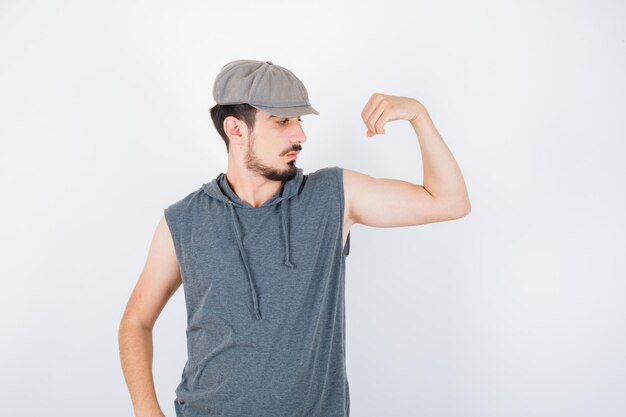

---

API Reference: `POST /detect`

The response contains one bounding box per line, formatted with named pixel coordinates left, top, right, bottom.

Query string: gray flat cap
left=212, top=59, right=319, bottom=118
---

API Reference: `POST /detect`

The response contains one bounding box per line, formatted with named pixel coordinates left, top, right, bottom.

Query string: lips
left=286, top=151, right=299, bottom=157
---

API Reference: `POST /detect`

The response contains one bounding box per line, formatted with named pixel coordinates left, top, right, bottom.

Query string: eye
left=278, top=118, right=304, bottom=125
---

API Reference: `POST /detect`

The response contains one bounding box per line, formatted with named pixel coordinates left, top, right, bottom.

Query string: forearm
left=410, top=105, right=471, bottom=211
left=118, top=319, right=164, bottom=417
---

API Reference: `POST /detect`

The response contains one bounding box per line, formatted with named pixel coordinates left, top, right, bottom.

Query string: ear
left=223, top=116, right=247, bottom=146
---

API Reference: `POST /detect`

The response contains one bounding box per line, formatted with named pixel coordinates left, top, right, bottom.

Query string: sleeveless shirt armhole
left=335, top=166, right=351, bottom=257
left=163, top=207, right=184, bottom=272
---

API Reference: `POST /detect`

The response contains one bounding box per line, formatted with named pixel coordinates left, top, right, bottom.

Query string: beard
left=244, top=135, right=298, bottom=182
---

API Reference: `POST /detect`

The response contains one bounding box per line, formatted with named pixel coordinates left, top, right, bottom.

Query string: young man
left=119, top=59, right=471, bottom=417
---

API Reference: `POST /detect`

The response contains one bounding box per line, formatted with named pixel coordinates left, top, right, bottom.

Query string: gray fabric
left=212, top=59, right=319, bottom=118
left=164, top=166, right=351, bottom=417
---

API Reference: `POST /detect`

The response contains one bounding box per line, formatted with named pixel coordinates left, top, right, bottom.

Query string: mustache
left=285, top=145, right=302, bottom=154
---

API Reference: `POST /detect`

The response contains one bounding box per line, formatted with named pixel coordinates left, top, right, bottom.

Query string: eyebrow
left=268, top=115, right=302, bottom=120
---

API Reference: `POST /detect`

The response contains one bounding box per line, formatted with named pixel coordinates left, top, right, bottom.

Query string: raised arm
left=344, top=93, right=471, bottom=228
left=118, top=215, right=182, bottom=417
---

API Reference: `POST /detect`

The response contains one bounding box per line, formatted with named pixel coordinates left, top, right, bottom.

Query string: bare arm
left=410, top=103, right=470, bottom=211
left=343, top=94, right=470, bottom=229
left=118, top=215, right=182, bottom=417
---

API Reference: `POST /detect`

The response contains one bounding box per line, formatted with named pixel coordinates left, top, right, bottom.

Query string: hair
left=209, top=103, right=259, bottom=153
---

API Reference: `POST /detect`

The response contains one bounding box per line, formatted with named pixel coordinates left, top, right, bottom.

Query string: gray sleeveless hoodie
left=164, top=166, right=351, bottom=417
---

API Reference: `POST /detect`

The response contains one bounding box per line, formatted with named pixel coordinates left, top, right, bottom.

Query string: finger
left=360, top=93, right=378, bottom=121
left=367, top=103, right=387, bottom=135
left=361, top=93, right=382, bottom=135
left=365, top=108, right=377, bottom=136
left=364, top=103, right=383, bottom=136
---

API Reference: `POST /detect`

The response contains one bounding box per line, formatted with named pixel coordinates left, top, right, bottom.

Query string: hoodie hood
left=201, top=168, right=305, bottom=320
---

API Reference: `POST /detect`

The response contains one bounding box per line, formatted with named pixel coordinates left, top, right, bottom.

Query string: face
left=242, top=110, right=307, bottom=182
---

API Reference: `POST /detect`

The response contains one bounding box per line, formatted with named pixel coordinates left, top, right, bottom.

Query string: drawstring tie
left=226, top=199, right=295, bottom=320
left=280, top=199, right=295, bottom=268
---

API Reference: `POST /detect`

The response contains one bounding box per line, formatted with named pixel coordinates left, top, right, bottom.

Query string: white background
left=1, top=0, right=625, bottom=416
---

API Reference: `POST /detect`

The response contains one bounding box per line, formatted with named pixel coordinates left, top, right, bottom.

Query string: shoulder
left=301, top=167, right=346, bottom=213
left=163, top=187, right=206, bottom=223
left=305, top=166, right=343, bottom=189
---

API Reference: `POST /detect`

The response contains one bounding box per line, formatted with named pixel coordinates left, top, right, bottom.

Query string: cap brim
left=250, top=104, right=319, bottom=118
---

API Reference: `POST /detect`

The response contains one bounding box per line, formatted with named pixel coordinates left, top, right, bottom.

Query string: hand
left=361, top=93, right=425, bottom=137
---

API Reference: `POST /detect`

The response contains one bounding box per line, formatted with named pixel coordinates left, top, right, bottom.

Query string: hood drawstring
left=203, top=169, right=304, bottom=321
left=280, top=199, right=296, bottom=268
left=226, top=201, right=262, bottom=320
left=225, top=197, right=297, bottom=321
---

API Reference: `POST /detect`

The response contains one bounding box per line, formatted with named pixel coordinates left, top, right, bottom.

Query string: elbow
left=460, top=201, right=472, bottom=217
left=119, top=314, right=154, bottom=334
left=449, top=200, right=472, bottom=219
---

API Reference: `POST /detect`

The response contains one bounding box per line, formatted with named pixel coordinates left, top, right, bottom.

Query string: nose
left=293, top=121, right=307, bottom=144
